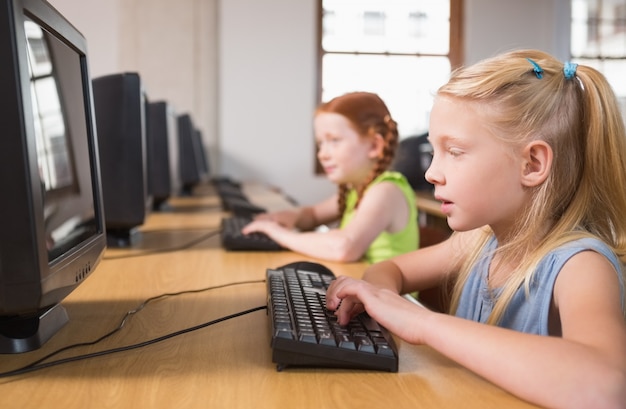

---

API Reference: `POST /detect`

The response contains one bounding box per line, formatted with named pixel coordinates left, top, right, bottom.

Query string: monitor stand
left=0, top=303, right=69, bottom=354
left=180, top=183, right=195, bottom=196
left=106, top=227, right=142, bottom=247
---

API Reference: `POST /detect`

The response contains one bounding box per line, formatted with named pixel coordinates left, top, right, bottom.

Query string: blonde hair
left=441, top=49, right=626, bottom=323
left=315, top=92, right=399, bottom=214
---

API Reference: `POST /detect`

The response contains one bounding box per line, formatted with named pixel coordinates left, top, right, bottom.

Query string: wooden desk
left=415, top=192, right=452, bottom=247
left=416, top=191, right=445, bottom=220
left=0, top=183, right=539, bottom=409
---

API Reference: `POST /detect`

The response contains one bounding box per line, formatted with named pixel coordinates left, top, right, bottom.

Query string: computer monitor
left=177, top=113, right=206, bottom=195
left=0, top=0, right=107, bottom=353
left=194, top=127, right=210, bottom=176
left=92, top=72, right=151, bottom=246
left=147, top=101, right=180, bottom=210
left=391, top=133, right=433, bottom=192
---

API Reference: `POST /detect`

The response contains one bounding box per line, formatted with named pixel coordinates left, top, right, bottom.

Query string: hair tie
left=563, top=62, right=578, bottom=80
left=526, top=58, right=543, bottom=79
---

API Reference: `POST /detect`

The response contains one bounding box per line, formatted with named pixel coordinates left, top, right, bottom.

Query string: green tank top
left=339, top=171, right=419, bottom=264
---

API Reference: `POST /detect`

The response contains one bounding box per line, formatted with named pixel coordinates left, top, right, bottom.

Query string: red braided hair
left=315, top=92, right=399, bottom=214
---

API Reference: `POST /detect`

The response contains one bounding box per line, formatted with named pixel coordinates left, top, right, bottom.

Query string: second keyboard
left=221, top=216, right=283, bottom=251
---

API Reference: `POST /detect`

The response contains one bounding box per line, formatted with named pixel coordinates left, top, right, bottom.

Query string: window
left=571, top=0, right=626, bottom=117
left=318, top=0, right=463, bottom=138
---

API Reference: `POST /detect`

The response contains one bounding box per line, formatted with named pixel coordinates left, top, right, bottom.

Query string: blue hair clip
left=526, top=58, right=543, bottom=79
left=563, top=62, right=578, bottom=80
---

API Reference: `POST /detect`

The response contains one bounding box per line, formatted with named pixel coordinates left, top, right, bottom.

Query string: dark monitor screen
left=0, top=0, right=106, bottom=353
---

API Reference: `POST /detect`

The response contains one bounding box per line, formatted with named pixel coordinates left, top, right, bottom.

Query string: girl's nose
left=424, top=161, right=442, bottom=185
left=317, top=144, right=328, bottom=159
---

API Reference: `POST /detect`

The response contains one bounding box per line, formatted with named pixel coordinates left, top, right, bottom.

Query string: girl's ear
left=521, top=140, right=552, bottom=187
left=368, top=133, right=385, bottom=159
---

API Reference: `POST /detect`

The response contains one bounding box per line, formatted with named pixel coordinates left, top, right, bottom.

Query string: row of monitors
left=92, top=72, right=210, bottom=247
left=0, top=0, right=210, bottom=354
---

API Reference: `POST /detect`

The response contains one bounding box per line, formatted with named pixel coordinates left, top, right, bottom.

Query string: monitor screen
left=0, top=0, right=106, bottom=353
left=26, top=18, right=99, bottom=262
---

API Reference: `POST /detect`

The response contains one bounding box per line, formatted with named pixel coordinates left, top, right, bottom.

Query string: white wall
left=464, top=0, right=571, bottom=64
left=47, top=0, right=120, bottom=77
left=48, top=0, right=219, bottom=176
left=47, top=0, right=571, bottom=205
left=218, top=0, right=335, bottom=204
left=117, top=0, right=218, bottom=172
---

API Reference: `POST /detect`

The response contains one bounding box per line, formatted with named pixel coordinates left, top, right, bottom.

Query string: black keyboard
left=266, top=261, right=399, bottom=372
left=226, top=197, right=266, bottom=218
left=220, top=216, right=283, bottom=251
left=215, top=184, right=267, bottom=217
left=212, top=176, right=241, bottom=189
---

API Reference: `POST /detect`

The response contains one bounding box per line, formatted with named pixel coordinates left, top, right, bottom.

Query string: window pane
left=322, top=54, right=450, bottom=136
left=571, top=0, right=626, bottom=57
left=571, top=0, right=626, bottom=122
left=322, top=0, right=450, bottom=54
left=600, top=19, right=626, bottom=56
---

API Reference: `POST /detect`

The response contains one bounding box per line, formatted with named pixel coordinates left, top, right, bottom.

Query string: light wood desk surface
left=0, top=183, right=539, bottom=409
left=415, top=191, right=445, bottom=219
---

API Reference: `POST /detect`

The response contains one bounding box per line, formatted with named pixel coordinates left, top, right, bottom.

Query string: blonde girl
left=326, top=50, right=626, bottom=409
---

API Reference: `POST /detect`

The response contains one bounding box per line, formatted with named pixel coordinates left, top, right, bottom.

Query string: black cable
left=103, top=228, right=221, bottom=260
left=0, top=306, right=266, bottom=378
left=139, top=226, right=221, bottom=234
left=13, top=279, right=265, bottom=369
left=0, top=279, right=265, bottom=379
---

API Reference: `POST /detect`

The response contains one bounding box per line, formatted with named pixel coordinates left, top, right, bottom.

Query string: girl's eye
left=448, top=148, right=463, bottom=157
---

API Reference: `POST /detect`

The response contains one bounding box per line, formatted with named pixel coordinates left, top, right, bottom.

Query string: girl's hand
left=253, top=210, right=299, bottom=229
left=241, top=219, right=281, bottom=236
left=325, top=276, right=368, bottom=325
left=326, top=275, right=431, bottom=344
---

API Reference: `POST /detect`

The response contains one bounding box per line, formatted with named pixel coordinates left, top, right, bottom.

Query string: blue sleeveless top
left=455, top=236, right=625, bottom=335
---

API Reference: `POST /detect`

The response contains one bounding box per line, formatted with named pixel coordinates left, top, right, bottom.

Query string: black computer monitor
left=0, top=0, right=107, bottom=353
left=194, top=127, right=210, bottom=176
left=92, top=72, right=151, bottom=246
left=177, top=113, right=206, bottom=195
left=147, top=101, right=180, bottom=210
left=391, top=133, right=433, bottom=192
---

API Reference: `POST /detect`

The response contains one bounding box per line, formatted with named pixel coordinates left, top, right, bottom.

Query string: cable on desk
left=103, top=228, right=221, bottom=260
left=0, top=279, right=265, bottom=379
left=139, top=226, right=222, bottom=234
